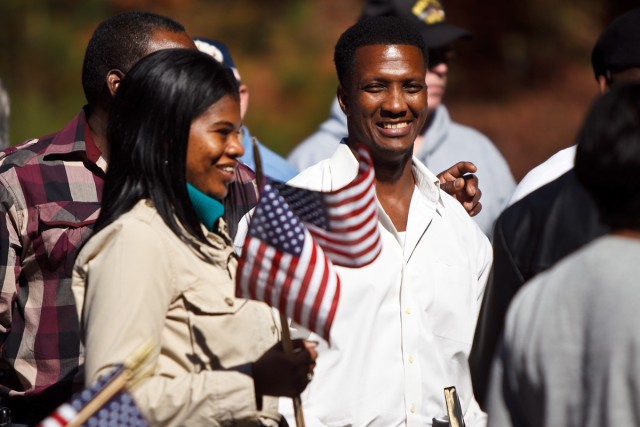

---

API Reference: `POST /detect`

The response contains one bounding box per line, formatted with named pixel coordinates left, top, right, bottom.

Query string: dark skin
left=339, top=44, right=480, bottom=231
left=82, top=29, right=317, bottom=398
left=85, top=29, right=197, bottom=160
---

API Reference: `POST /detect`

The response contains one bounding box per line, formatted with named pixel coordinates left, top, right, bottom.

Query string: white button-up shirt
left=251, top=144, right=491, bottom=426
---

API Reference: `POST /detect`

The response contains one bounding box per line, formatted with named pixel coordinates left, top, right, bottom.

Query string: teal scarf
left=187, top=183, right=225, bottom=232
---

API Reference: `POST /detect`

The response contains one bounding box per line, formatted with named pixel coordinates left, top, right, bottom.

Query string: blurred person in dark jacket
left=488, top=82, right=640, bottom=427
left=470, top=7, right=640, bottom=409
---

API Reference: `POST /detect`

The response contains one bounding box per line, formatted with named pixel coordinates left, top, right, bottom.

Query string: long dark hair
left=95, top=48, right=239, bottom=246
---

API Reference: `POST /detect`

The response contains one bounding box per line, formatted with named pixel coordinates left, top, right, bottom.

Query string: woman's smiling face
left=186, top=94, right=244, bottom=200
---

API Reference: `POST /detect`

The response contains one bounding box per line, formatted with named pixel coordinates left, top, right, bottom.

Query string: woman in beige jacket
left=72, top=48, right=316, bottom=426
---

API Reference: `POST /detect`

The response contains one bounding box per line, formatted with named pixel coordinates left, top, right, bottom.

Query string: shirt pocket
left=182, top=279, right=244, bottom=316
left=181, top=279, right=275, bottom=370
left=429, top=261, right=477, bottom=345
left=34, top=201, right=101, bottom=276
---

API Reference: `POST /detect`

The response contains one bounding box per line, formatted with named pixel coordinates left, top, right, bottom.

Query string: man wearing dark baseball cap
left=591, top=8, right=640, bottom=91
left=288, top=0, right=515, bottom=239
left=359, top=0, right=472, bottom=47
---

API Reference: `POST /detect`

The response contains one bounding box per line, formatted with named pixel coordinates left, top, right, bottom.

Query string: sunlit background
left=0, top=0, right=636, bottom=180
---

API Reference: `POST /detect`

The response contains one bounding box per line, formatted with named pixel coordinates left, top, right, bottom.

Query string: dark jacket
left=469, top=169, right=609, bottom=409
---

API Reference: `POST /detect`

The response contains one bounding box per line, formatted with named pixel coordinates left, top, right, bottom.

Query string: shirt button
left=271, top=326, right=277, bottom=334
left=405, top=307, right=411, bottom=315
left=224, top=297, right=234, bottom=306
left=409, top=404, right=416, bottom=413
left=408, top=355, right=414, bottom=364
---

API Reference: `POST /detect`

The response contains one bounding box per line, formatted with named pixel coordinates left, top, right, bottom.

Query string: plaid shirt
left=0, top=108, right=106, bottom=421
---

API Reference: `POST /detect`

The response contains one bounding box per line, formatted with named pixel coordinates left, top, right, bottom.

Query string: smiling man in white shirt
left=280, top=16, right=492, bottom=427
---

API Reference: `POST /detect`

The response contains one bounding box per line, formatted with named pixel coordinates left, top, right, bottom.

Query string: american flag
left=37, top=365, right=148, bottom=427
left=236, top=146, right=381, bottom=341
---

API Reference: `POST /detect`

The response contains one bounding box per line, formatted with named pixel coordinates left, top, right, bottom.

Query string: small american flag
left=37, top=365, right=148, bottom=427
left=236, top=145, right=381, bottom=341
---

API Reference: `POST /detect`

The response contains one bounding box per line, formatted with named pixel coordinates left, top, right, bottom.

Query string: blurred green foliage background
left=0, top=0, right=636, bottom=179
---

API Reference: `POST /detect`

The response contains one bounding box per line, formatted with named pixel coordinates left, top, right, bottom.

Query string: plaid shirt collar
left=41, top=107, right=106, bottom=172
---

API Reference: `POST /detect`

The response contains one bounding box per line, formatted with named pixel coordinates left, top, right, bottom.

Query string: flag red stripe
left=248, top=242, right=268, bottom=301
left=322, top=275, right=341, bottom=341
left=314, top=206, right=379, bottom=237
left=326, top=194, right=376, bottom=223
left=265, top=249, right=283, bottom=306
left=307, top=249, right=332, bottom=336
left=317, top=241, right=381, bottom=267
left=50, top=411, right=72, bottom=425
left=279, top=250, right=300, bottom=317
left=293, top=241, right=317, bottom=322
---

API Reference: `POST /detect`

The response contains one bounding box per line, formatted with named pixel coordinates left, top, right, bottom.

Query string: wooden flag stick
left=252, top=138, right=306, bottom=427
left=280, top=311, right=306, bottom=427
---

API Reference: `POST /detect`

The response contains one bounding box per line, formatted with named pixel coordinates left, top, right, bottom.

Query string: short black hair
left=334, top=16, right=428, bottom=87
left=81, top=11, right=185, bottom=107
left=96, top=48, right=239, bottom=247
left=575, top=83, right=640, bottom=231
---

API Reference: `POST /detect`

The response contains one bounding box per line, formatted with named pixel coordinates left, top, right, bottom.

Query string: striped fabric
left=272, top=147, right=381, bottom=267
left=0, top=108, right=106, bottom=422
left=236, top=146, right=381, bottom=341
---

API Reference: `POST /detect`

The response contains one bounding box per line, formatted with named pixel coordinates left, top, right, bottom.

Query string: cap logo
left=194, top=39, right=224, bottom=64
left=412, top=0, right=446, bottom=25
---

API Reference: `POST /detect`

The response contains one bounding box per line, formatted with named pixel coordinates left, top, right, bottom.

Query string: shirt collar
left=42, top=107, right=107, bottom=172
left=410, top=157, right=445, bottom=209
left=330, top=141, right=445, bottom=209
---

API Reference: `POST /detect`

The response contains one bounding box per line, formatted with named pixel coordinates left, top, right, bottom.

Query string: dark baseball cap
left=193, top=37, right=242, bottom=83
left=591, top=8, right=640, bottom=79
left=359, top=0, right=472, bottom=48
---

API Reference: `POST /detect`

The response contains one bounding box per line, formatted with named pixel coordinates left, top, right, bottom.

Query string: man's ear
left=337, top=84, right=349, bottom=116
left=239, top=83, right=250, bottom=120
left=106, top=69, right=125, bottom=97
left=597, top=74, right=609, bottom=95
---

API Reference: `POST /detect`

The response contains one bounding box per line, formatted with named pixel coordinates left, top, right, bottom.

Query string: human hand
left=253, top=339, right=318, bottom=397
left=437, top=161, right=482, bottom=217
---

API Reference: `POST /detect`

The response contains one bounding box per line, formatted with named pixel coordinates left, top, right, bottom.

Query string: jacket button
left=224, top=297, right=234, bottom=307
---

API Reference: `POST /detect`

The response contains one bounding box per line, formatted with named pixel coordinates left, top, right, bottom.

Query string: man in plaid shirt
left=0, top=12, right=196, bottom=424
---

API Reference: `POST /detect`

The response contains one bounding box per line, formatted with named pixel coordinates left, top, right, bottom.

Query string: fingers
left=437, top=161, right=478, bottom=183
left=463, top=174, right=479, bottom=197
left=464, top=188, right=482, bottom=217
left=303, top=340, right=319, bottom=362
left=451, top=161, right=478, bottom=177
left=253, top=339, right=320, bottom=397
left=467, top=201, right=482, bottom=217
left=291, top=339, right=318, bottom=392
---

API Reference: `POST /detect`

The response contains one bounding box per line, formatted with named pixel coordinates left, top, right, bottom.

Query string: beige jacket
left=72, top=200, right=280, bottom=426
